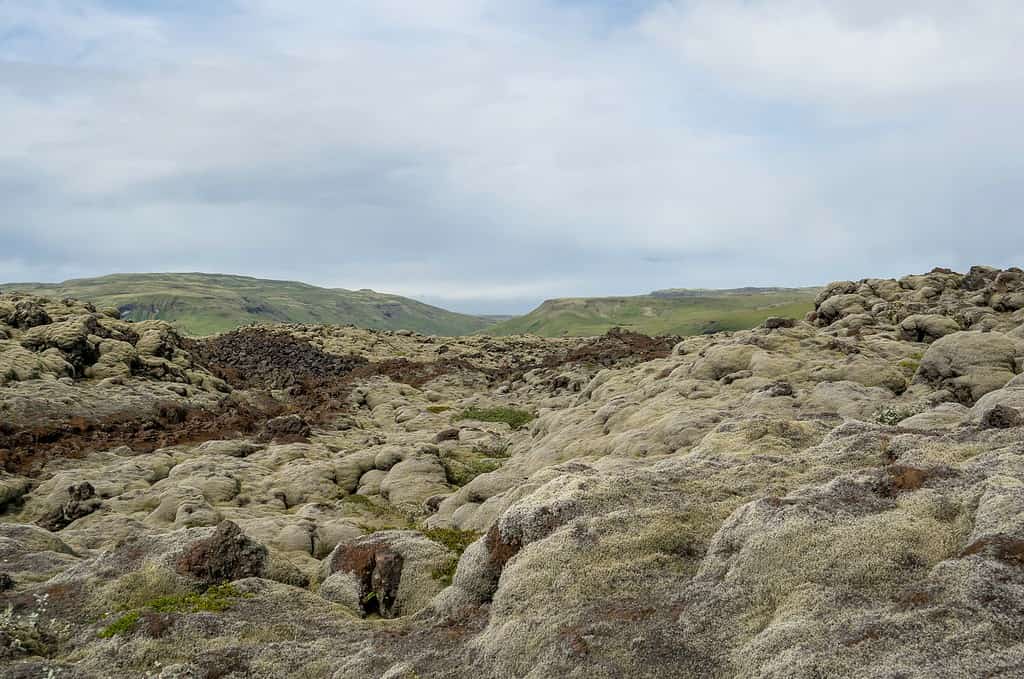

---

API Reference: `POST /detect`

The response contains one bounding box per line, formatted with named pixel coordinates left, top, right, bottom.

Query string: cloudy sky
left=2, top=1, right=1023, bottom=313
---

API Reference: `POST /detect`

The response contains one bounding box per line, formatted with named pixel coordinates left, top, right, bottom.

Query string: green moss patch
left=421, top=527, right=480, bottom=586
left=342, top=494, right=386, bottom=514
left=97, top=584, right=248, bottom=638
left=98, top=611, right=140, bottom=638
left=442, top=456, right=502, bottom=486
left=146, top=583, right=247, bottom=613
left=421, top=527, right=480, bottom=554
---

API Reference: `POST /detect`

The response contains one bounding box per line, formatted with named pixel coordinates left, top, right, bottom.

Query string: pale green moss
left=458, top=407, right=536, bottom=430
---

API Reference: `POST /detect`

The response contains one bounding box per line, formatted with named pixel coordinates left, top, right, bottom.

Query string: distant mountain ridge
left=2, top=274, right=821, bottom=338
left=486, top=287, right=818, bottom=337
left=650, top=286, right=818, bottom=298
left=1, top=273, right=493, bottom=336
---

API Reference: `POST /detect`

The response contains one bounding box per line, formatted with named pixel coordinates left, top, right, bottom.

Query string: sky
left=2, top=1, right=1023, bottom=314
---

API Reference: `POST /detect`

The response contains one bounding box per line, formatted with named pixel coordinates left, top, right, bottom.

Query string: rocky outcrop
left=0, top=293, right=226, bottom=388
left=0, top=293, right=243, bottom=475
left=810, top=266, right=1024, bottom=333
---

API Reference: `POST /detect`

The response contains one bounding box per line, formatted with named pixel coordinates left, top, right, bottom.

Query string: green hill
left=2, top=273, right=493, bottom=336
left=486, top=287, right=818, bottom=337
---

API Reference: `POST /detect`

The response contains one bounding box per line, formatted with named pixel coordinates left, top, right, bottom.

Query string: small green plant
left=873, top=404, right=925, bottom=426
left=98, top=611, right=140, bottom=638
left=421, top=527, right=480, bottom=586
left=426, top=405, right=451, bottom=414
left=898, top=358, right=921, bottom=374
left=476, top=439, right=513, bottom=459
left=457, top=407, right=535, bottom=430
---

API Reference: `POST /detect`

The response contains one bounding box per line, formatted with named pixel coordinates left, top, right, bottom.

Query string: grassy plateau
left=486, top=287, right=818, bottom=337
left=2, top=273, right=494, bottom=337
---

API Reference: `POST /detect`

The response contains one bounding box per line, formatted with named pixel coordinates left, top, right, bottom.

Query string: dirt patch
left=887, top=465, right=930, bottom=493
left=484, top=525, right=522, bottom=571
left=961, top=535, right=1024, bottom=566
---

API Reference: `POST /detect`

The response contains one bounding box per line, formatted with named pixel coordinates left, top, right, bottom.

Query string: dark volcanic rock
left=176, top=520, right=268, bottom=586
left=759, top=380, right=795, bottom=397
left=980, top=404, right=1022, bottom=429
left=763, top=316, right=797, bottom=330
left=10, top=300, right=51, bottom=329
left=36, top=482, right=101, bottom=531
left=434, top=428, right=460, bottom=443
left=331, top=540, right=406, bottom=618
left=188, top=327, right=368, bottom=391
left=263, top=414, right=312, bottom=440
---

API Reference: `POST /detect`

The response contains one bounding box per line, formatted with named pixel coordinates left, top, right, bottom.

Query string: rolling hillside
left=2, top=273, right=493, bottom=336
left=486, top=287, right=818, bottom=337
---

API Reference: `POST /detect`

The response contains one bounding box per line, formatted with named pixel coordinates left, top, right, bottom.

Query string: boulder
left=379, top=456, right=450, bottom=508
left=263, top=414, right=311, bottom=440
left=762, top=317, right=796, bottom=330
left=356, top=469, right=387, bottom=496
left=970, top=386, right=1024, bottom=426
left=916, top=331, right=1022, bottom=404
left=175, top=520, right=268, bottom=586
left=21, top=316, right=101, bottom=373
left=817, top=293, right=868, bottom=324
left=980, top=404, right=1022, bottom=429
left=689, top=345, right=757, bottom=380
left=84, top=338, right=138, bottom=379
left=0, top=523, right=80, bottom=584
left=898, top=314, right=961, bottom=343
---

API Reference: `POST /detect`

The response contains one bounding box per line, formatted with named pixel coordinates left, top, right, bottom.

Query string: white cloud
left=1, top=1, right=1023, bottom=310
left=643, top=1, right=1024, bottom=118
